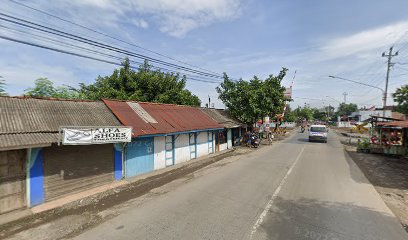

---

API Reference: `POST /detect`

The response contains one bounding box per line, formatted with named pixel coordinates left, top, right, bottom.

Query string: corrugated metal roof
left=200, top=108, right=244, bottom=128
left=103, top=100, right=223, bottom=137
left=0, top=133, right=57, bottom=151
left=0, top=97, right=121, bottom=134
left=0, top=97, right=122, bottom=149
left=377, top=120, right=408, bottom=128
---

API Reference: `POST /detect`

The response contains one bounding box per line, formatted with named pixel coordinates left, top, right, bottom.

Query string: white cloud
left=66, top=0, right=242, bottom=37
left=318, top=21, right=408, bottom=60
left=131, top=19, right=149, bottom=29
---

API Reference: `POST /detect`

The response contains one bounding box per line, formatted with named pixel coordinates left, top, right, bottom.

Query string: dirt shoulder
left=343, top=143, right=408, bottom=232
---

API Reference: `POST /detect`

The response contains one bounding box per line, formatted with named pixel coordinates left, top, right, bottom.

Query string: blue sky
left=1, top=0, right=408, bottom=109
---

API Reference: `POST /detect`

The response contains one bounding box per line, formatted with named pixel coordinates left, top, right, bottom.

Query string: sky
left=1, top=0, right=408, bottom=110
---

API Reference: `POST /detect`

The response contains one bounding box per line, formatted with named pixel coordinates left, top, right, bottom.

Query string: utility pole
left=342, top=92, right=348, bottom=103
left=382, top=46, right=398, bottom=115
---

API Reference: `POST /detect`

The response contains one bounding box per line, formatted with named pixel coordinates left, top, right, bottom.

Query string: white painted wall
left=175, top=134, right=190, bottom=164
left=196, top=132, right=209, bottom=158
left=270, top=122, right=296, bottom=128
left=153, top=136, right=165, bottom=170
left=219, top=143, right=228, bottom=152
left=337, top=122, right=353, bottom=128
left=227, top=129, right=232, bottom=149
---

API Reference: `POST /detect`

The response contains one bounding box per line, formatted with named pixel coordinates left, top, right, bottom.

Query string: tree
left=296, top=106, right=314, bottom=121
left=312, top=108, right=324, bottom=121
left=25, top=77, right=80, bottom=99
left=25, top=78, right=56, bottom=97
left=78, top=59, right=201, bottom=106
left=0, top=76, right=6, bottom=96
left=284, top=105, right=297, bottom=122
left=336, top=103, right=358, bottom=118
left=393, top=85, right=408, bottom=115
left=216, top=68, right=288, bottom=124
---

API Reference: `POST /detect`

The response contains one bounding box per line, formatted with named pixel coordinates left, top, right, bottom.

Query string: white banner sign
left=62, top=127, right=132, bottom=145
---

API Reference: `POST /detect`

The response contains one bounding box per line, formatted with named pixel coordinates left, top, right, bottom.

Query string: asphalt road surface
left=73, top=131, right=408, bottom=240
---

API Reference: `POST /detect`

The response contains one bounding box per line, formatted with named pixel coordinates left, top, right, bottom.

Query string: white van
left=308, top=125, right=328, bottom=143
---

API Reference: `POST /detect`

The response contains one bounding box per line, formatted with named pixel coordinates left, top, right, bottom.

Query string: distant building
left=350, top=109, right=392, bottom=122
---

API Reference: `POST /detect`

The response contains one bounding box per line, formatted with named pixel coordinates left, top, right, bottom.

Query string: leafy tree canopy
left=24, top=77, right=80, bottom=99
left=294, top=105, right=314, bottom=121
left=0, top=76, right=6, bottom=96
left=336, top=103, right=358, bottom=117
left=78, top=59, right=201, bottom=106
left=216, top=68, right=288, bottom=124
left=393, top=85, right=408, bottom=115
left=284, top=105, right=297, bottom=122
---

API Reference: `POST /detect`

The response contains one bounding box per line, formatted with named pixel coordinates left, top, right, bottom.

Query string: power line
left=8, top=0, right=225, bottom=77
left=0, top=24, right=223, bottom=83
left=0, top=12, right=227, bottom=80
left=0, top=34, right=222, bottom=84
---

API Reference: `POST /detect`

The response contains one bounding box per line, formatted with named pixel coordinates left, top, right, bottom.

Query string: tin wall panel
left=175, top=134, right=189, bottom=164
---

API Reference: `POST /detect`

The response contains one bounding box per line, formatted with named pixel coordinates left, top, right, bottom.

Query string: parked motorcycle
left=250, top=134, right=260, bottom=148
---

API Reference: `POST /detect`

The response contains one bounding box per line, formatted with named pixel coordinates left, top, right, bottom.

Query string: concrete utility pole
left=382, top=46, right=398, bottom=112
left=342, top=92, right=348, bottom=103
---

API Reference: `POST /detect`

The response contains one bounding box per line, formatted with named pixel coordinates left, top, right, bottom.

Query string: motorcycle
left=250, top=134, right=260, bottom=148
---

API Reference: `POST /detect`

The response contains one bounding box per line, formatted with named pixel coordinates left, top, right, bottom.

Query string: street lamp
left=328, top=75, right=386, bottom=116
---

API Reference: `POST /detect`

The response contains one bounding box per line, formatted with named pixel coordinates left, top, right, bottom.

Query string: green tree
left=393, top=85, right=408, bottom=115
left=25, top=77, right=80, bottom=99
left=312, top=108, right=324, bottom=121
left=336, top=103, right=358, bottom=117
left=284, top=105, right=297, bottom=122
left=25, top=78, right=56, bottom=97
left=78, top=59, right=201, bottom=106
left=216, top=68, right=288, bottom=124
left=297, top=106, right=314, bottom=121
left=0, top=76, right=6, bottom=96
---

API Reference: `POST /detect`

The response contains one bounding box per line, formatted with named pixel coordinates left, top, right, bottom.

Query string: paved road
left=73, top=131, right=408, bottom=240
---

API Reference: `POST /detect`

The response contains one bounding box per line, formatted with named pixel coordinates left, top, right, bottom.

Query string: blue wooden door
left=125, top=137, right=154, bottom=178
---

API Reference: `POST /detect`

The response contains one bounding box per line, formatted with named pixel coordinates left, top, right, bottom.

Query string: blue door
left=125, top=137, right=154, bottom=178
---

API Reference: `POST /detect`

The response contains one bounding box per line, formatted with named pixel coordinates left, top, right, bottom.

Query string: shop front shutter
left=44, top=144, right=114, bottom=201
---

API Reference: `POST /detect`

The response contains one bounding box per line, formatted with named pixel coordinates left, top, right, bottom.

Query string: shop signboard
left=62, top=127, right=132, bottom=145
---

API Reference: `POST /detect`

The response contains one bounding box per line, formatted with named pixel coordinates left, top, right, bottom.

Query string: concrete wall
left=337, top=122, right=353, bottom=128
left=270, top=122, right=296, bottom=128
left=154, top=136, right=166, bottom=170
left=227, top=129, right=232, bottom=149
left=219, top=143, right=228, bottom=152
left=175, top=134, right=190, bottom=164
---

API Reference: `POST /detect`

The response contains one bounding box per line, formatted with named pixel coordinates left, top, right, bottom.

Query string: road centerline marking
left=249, top=145, right=305, bottom=239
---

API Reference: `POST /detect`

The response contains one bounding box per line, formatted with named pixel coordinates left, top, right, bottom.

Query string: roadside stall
left=370, top=120, right=408, bottom=156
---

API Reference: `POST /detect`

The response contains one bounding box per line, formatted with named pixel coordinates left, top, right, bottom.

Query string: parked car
left=309, top=125, right=328, bottom=143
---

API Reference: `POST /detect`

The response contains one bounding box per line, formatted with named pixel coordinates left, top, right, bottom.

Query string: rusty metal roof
left=200, top=108, right=245, bottom=128
left=0, top=97, right=121, bottom=149
left=377, top=120, right=408, bottom=128
left=103, top=100, right=223, bottom=137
